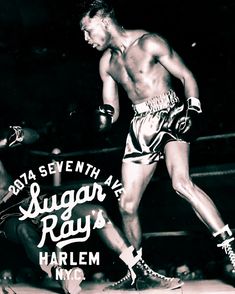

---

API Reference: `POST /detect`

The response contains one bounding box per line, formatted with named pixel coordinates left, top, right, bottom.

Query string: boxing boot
left=104, top=246, right=183, bottom=291
left=0, top=126, right=39, bottom=149
left=134, top=259, right=183, bottom=290
left=104, top=270, right=134, bottom=291
left=213, top=224, right=235, bottom=286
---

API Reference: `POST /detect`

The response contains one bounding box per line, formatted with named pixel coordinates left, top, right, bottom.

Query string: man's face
left=80, top=15, right=111, bottom=51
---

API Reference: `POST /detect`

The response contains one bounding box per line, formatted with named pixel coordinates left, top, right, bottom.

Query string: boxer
left=79, top=0, right=235, bottom=289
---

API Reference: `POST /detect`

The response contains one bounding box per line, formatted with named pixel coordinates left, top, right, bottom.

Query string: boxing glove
left=169, top=97, right=202, bottom=142
left=94, top=104, right=114, bottom=132
left=0, top=126, right=39, bottom=149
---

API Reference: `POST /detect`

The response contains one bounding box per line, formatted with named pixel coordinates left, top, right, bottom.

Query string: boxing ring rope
left=30, top=132, right=235, bottom=158
left=143, top=229, right=235, bottom=239
left=29, top=132, right=235, bottom=185
left=196, top=132, right=235, bottom=141
left=30, top=146, right=122, bottom=158
left=29, top=132, right=235, bottom=238
left=191, top=166, right=235, bottom=178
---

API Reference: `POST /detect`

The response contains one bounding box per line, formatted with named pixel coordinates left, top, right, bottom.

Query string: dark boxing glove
left=0, top=126, right=39, bottom=150
left=170, top=97, right=202, bottom=142
left=94, top=104, right=114, bottom=132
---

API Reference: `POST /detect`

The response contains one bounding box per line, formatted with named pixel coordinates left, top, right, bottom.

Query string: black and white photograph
left=0, top=0, right=235, bottom=293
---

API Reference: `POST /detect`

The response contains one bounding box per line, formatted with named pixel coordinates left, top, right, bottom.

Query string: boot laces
left=138, top=259, right=173, bottom=281
left=109, top=271, right=131, bottom=287
left=8, top=126, right=24, bottom=146
left=218, top=237, right=235, bottom=272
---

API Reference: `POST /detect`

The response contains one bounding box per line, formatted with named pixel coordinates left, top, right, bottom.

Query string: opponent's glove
left=94, top=104, right=114, bottom=132
left=171, top=97, right=202, bottom=142
left=0, top=126, right=39, bottom=149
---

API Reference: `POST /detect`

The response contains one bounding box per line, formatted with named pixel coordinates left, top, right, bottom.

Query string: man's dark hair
left=82, top=0, right=115, bottom=19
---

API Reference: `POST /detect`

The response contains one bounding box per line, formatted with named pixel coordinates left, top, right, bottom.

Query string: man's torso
left=106, top=31, right=172, bottom=104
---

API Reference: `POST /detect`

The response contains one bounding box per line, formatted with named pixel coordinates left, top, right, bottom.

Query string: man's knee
left=119, top=196, right=138, bottom=217
left=89, top=205, right=110, bottom=224
left=172, top=176, right=194, bottom=199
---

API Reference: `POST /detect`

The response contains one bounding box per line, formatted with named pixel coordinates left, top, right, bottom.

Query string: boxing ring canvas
left=0, top=0, right=235, bottom=293
left=2, top=279, right=235, bottom=293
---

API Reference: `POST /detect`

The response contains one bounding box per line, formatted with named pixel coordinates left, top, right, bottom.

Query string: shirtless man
left=80, top=0, right=235, bottom=289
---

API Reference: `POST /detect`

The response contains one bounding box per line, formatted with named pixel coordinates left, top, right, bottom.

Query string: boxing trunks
left=123, top=89, right=188, bottom=164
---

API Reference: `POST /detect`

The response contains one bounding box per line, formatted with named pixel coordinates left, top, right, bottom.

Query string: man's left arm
left=160, top=51, right=199, bottom=99
left=159, top=39, right=202, bottom=110
left=144, top=35, right=202, bottom=138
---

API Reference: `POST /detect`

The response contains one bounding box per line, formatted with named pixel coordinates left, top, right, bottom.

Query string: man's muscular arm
left=141, top=34, right=199, bottom=99
left=142, top=34, right=202, bottom=140
left=99, top=50, right=120, bottom=123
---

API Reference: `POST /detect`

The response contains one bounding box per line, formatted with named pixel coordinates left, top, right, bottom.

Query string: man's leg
left=3, top=217, right=54, bottom=276
left=164, top=141, right=235, bottom=284
left=3, top=217, right=83, bottom=294
left=119, top=161, right=157, bottom=249
left=67, top=203, right=182, bottom=291
left=56, top=203, right=129, bottom=255
left=164, top=141, right=225, bottom=233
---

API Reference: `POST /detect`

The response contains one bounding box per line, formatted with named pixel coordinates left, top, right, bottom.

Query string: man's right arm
left=99, top=51, right=120, bottom=123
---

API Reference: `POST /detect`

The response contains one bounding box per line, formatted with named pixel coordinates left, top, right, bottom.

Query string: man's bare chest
left=109, top=48, right=155, bottom=85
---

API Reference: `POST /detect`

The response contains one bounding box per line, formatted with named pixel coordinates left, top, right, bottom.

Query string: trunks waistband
left=132, top=89, right=179, bottom=114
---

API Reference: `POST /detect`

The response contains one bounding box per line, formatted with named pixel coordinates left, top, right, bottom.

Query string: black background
left=0, top=0, right=234, bottom=140
left=0, top=0, right=235, bottom=283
